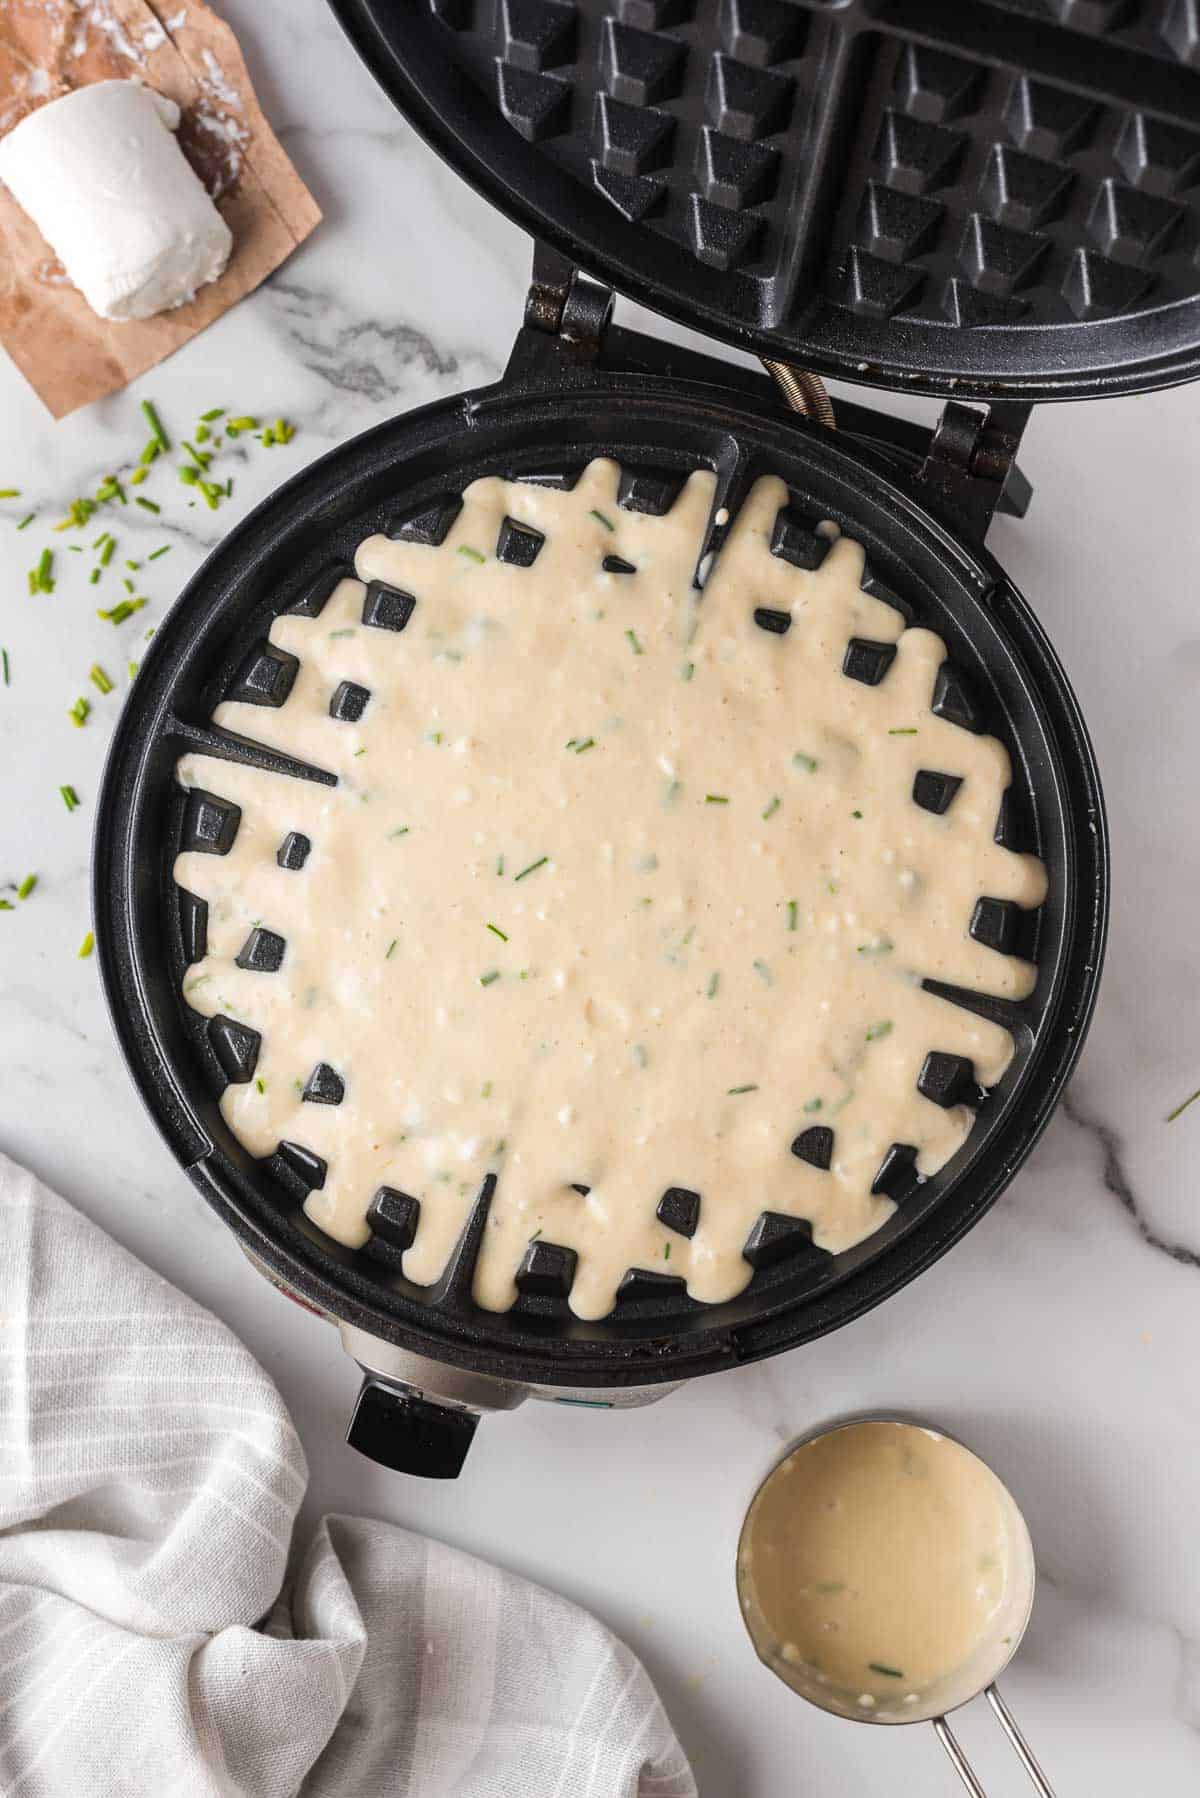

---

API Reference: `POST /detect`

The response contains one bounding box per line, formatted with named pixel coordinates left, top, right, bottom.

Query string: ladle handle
left=932, top=1684, right=1057, bottom=1798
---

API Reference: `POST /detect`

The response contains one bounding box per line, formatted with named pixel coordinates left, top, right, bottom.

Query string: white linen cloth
left=0, top=1156, right=697, bottom=1797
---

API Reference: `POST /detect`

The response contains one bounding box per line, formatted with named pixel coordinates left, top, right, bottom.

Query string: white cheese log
left=0, top=80, right=233, bottom=322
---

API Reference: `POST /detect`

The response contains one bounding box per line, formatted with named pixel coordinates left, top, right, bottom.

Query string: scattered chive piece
left=851, top=809, right=863, bottom=819
left=128, top=661, right=139, bottom=681
left=179, top=465, right=200, bottom=486
left=762, top=795, right=781, bottom=820
left=707, top=971, right=719, bottom=998
left=704, top=793, right=728, bottom=805
left=793, top=751, right=819, bottom=772
left=34, top=548, right=54, bottom=592
left=388, top=826, right=410, bottom=839
left=0, top=488, right=20, bottom=499
left=255, top=1077, right=265, bottom=1094
left=195, top=423, right=210, bottom=444
left=888, top=727, right=918, bottom=735
left=682, top=661, right=695, bottom=681
left=1166, top=1087, right=1200, bottom=1123
left=139, top=438, right=161, bottom=466
left=728, top=1084, right=758, bottom=1095
left=200, top=407, right=226, bottom=423
left=589, top=509, right=615, bottom=530
left=68, top=696, right=90, bottom=728
left=1, top=649, right=8, bottom=686
left=514, top=856, right=548, bottom=882
left=571, top=737, right=595, bottom=754
left=122, top=579, right=134, bottom=594
left=135, top=497, right=161, bottom=515
left=866, top=1020, right=894, bottom=1042
left=77, top=930, right=94, bottom=959
left=457, top=546, right=485, bottom=565
left=89, top=569, right=101, bottom=585
left=140, top=400, right=169, bottom=452
left=495, top=855, right=504, bottom=876
left=125, top=560, right=140, bottom=571
left=753, top=959, right=772, bottom=985
left=27, top=571, right=37, bottom=596
left=182, top=439, right=210, bottom=471
left=479, top=969, right=501, bottom=986
left=148, top=545, right=171, bottom=560
left=481, top=1081, right=493, bottom=1098
left=99, top=537, right=116, bottom=566
left=787, top=900, right=798, bottom=931
left=486, top=923, right=508, bottom=941
left=16, top=874, right=36, bottom=901
left=97, top=598, right=148, bottom=625
left=129, top=468, right=148, bottom=487
left=55, top=498, right=96, bottom=531
left=857, top=939, right=893, bottom=956
left=60, top=784, right=80, bottom=812
left=664, top=1241, right=671, bottom=1260
left=199, top=481, right=223, bottom=511
left=385, top=939, right=398, bottom=959
left=16, top=514, right=34, bottom=530
left=624, top=627, right=643, bottom=655
left=274, top=419, right=295, bottom=444
left=89, top=664, right=114, bottom=695
left=868, top=1664, right=905, bottom=1680
left=804, top=1097, right=823, bottom=1113
left=0, top=899, right=11, bottom=910
left=95, top=478, right=125, bottom=505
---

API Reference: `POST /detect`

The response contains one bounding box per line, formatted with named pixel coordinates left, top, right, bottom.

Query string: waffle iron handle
left=346, top=1375, right=478, bottom=1479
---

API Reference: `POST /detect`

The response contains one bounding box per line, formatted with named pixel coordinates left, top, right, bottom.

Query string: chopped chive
left=624, top=627, right=643, bottom=655
left=140, top=400, right=169, bottom=452
left=34, top=548, right=54, bottom=592
left=681, top=661, right=695, bottom=681
left=486, top=923, right=508, bottom=941
left=27, top=571, right=37, bottom=596
left=888, top=727, right=918, bottom=735
left=60, top=784, right=80, bottom=812
left=704, top=793, right=728, bottom=805
left=0, top=488, right=20, bottom=499
left=479, top=969, right=501, bottom=987
left=753, top=959, right=772, bottom=985
left=16, top=514, right=34, bottom=530
left=68, top=696, right=90, bottom=728
left=95, top=478, right=126, bottom=505
left=787, top=900, right=798, bottom=931
left=97, top=598, right=148, bottom=625
left=139, top=438, right=161, bottom=466
left=179, top=465, right=200, bottom=487
left=868, top=1664, right=905, bottom=1680
left=135, top=497, right=161, bottom=515
left=385, top=939, right=398, bottom=959
left=851, top=809, right=863, bottom=819
left=728, top=1083, right=758, bottom=1095
left=182, top=439, right=210, bottom=471
left=148, top=545, right=171, bottom=560
left=126, top=560, right=141, bottom=571
left=129, top=468, right=148, bottom=487
left=54, top=498, right=96, bottom=531
left=857, top=938, right=893, bottom=956
left=199, top=481, right=223, bottom=511
left=0, top=900, right=11, bottom=910
left=388, top=826, right=410, bottom=839
left=195, top=423, right=211, bottom=445
left=664, top=1241, right=671, bottom=1260
left=99, top=537, right=116, bottom=566
left=707, top=971, right=719, bottom=998
left=495, top=855, right=504, bottom=876
left=1, top=649, right=7, bottom=685
left=866, top=1020, right=894, bottom=1042
left=77, top=930, right=94, bottom=959
left=457, top=546, right=486, bottom=565
left=590, top=509, right=615, bottom=530
left=793, top=751, right=819, bottom=772
left=16, top=873, right=36, bottom=901
left=128, top=661, right=139, bottom=681
left=762, top=795, right=780, bottom=820
left=274, top=418, right=296, bottom=444
left=1166, top=1087, right=1200, bottom=1123
left=200, top=407, right=226, bottom=423
left=122, top=579, right=134, bottom=594
left=514, top=856, right=548, bottom=882
left=255, top=1077, right=266, bottom=1094
left=89, top=569, right=101, bottom=584
left=803, top=1097, right=823, bottom=1113
left=89, top=664, right=114, bottom=695
left=572, top=737, right=595, bottom=753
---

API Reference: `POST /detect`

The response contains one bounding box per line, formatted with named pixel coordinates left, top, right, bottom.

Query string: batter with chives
left=174, top=460, right=1045, bottom=1319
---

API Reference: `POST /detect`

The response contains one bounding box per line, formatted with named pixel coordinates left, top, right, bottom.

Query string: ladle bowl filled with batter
left=738, top=1414, right=1053, bottom=1794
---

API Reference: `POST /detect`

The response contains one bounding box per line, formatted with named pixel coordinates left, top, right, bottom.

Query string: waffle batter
left=174, top=461, right=1045, bottom=1319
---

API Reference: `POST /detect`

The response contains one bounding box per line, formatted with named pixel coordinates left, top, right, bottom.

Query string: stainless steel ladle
left=737, top=1414, right=1055, bottom=1797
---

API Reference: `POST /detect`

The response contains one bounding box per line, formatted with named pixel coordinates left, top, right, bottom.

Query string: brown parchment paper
left=0, top=0, right=322, bottom=417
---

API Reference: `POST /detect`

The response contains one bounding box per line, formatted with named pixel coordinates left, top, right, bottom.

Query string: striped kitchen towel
left=0, top=1155, right=697, bottom=1797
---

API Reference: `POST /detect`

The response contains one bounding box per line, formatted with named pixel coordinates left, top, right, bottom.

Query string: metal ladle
left=736, top=1414, right=1055, bottom=1797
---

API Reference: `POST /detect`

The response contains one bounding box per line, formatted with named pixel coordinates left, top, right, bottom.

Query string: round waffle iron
left=93, top=0, right=1199, bottom=1478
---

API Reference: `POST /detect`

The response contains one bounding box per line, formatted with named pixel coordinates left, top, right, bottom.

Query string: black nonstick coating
left=92, top=366, right=1107, bottom=1389
left=329, top=0, right=1200, bottom=401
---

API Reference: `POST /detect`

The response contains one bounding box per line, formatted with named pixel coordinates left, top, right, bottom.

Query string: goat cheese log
left=0, top=80, right=233, bottom=322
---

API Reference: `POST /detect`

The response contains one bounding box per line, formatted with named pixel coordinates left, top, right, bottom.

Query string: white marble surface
left=1, top=3, right=1198, bottom=1790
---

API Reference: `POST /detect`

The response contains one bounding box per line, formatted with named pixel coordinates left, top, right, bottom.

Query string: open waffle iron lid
left=328, top=0, right=1200, bottom=403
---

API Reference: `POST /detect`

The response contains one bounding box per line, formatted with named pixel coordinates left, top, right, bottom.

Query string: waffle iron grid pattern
left=171, top=458, right=1044, bottom=1328
left=414, top=0, right=1200, bottom=380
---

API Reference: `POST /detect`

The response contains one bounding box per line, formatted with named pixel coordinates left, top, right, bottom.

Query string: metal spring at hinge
left=761, top=360, right=837, bottom=431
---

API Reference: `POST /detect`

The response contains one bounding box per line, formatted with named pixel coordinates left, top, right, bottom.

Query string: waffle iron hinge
left=507, top=245, right=1033, bottom=544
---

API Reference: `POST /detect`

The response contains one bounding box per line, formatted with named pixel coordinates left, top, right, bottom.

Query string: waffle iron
left=95, top=0, right=1200, bottom=1477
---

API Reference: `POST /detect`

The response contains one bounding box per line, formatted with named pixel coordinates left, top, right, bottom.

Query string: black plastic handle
left=346, top=1377, right=478, bottom=1478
